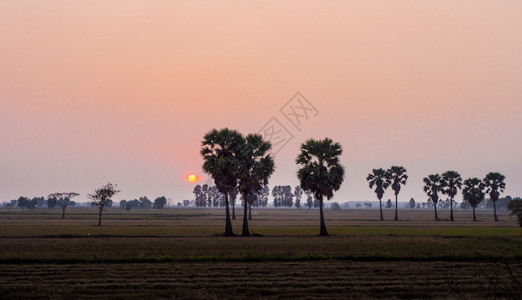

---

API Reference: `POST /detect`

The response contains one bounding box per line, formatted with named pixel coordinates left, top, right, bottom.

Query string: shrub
left=507, top=200, right=522, bottom=228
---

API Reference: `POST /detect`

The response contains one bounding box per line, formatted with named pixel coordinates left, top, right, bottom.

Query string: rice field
left=0, top=207, right=521, bottom=299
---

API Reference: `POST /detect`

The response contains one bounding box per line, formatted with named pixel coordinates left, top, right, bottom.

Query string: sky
left=1, top=1, right=521, bottom=205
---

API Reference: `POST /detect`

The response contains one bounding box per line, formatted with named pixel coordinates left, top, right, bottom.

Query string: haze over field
left=1, top=1, right=521, bottom=203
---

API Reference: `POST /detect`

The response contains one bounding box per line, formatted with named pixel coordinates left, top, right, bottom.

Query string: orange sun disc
left=187, top=174, right=198, bottom=183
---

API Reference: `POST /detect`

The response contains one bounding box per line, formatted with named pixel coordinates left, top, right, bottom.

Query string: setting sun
left=187, top=174, right=198, bottom=183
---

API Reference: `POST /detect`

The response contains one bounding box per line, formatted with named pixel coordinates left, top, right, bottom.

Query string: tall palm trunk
left=493, top=201, right=498, bottom=222
left=319, top=196, right=328, bottom=236
left=248, top=203, right=252, bottom=220
left=394, top=194, right=399, bottom=221
left=450, top=196, right=455, bottom=222
left=434, top=202, right=439, bottom=221
left=232, top=200, right=236, bottom=220
left=224, top=192, right=234, bottom=236
left=378, top=198, right=383, bottom=221
left=242, top=197, right=250, bottom=236
left=472, top=206, right=477, bottom=221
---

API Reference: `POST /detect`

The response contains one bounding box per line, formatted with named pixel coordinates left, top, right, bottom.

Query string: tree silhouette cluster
left=201, top=129, right=344, bottom=236
left=272, top=185, right=294, bottom=208
left=366, top=168, right=507, bottom=222
left=119, top=196, right=167, bottom=210
left=366, top=167, right=407, bottom=221
left=201, top=128, right=275, bottom=236
left=422, top=172, right=506, bottom=222
left=10, top=195, right=76, bottom=212
left=193, top=185, right=225, bottom=208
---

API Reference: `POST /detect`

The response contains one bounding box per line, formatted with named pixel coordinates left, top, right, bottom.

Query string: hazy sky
left=1, top=1, right=521, bottom=205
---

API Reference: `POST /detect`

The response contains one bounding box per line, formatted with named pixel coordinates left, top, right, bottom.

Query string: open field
left=1, top=207, right=521, bottom=299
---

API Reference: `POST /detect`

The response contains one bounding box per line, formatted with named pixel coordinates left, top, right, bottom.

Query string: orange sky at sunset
left=1, top=1, right=521, bottom=204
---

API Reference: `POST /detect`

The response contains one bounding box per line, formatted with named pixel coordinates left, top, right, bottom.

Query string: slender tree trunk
left=379, top=198, right=383, bottom=221
left=319, top=196, right=328, bottom=236
left=493, top=201, right=498, bottom=222
left=248, top=203, right=252, bottom=220
left=434, top=203, right=439, bottom=221
left=224, top=192, right=234, bottom=236
left=62, top=207, right=66, bottom=219
left=472, top=206, right=477, bottom=221
left=450, top=197, right=455, bottom=222
left=242, top=196, right=250, bottom=236
left=232, top=200, right=236, bottom=220
left=98, top=207, right=103, bottom=226
left=394, top=194, right=399, bottom=221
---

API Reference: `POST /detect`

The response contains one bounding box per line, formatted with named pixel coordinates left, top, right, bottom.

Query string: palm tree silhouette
left=483, top=172, right=506, bottom=222
left=441, top=171, right=462, bottom=222
left=462, top=178, right=486, bottom=221
left=423, top=174, right=443, bottom=221
left=387, top=166, right=408, bottom=221
left=366, top=168, right=390, bottom=221
left=201, top=128, right=244, bottom=236
left=296, top=138, right=345, bottom=236
left=237, top=134, right=275, bottom=236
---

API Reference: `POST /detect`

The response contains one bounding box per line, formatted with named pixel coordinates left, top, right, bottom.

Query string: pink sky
left=1, top=1, right=521, bottom=204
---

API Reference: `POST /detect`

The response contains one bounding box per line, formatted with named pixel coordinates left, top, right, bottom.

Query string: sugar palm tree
left=483, top=172, right=506, bottom=222
left=423, top=174, right=443, bottom=221
left=387, top=166, right=408, bottom=221
left=366, top=168, right=390, bottom=221
left=296, top=138, right=345, bottom=236
left=441, top=171, right=462, bottom=222
left=462, top=178, right=486, bottom=221
left=237, top=134, right=275, bottom=236
left=201, top=128, right=244, bottom=236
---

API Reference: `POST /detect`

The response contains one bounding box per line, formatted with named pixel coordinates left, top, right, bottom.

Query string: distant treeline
left=190, top=184, right=518, bottom=211
left=119, top=196, right=167, bottom=210
left=192, top=184, right=320, bottom=208
left=3, top=192, right=519, bottom=211
left=3, top=196, right=78, bottom=210
left=2, top=196, right=168, bottom=210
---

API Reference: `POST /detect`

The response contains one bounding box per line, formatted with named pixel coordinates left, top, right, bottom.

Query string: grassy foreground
left=1, top=207, right=521, bottom=299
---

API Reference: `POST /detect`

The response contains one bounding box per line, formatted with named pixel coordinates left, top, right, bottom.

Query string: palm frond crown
left=483, top=172, right=506, bottom=201
left=462, top=177, right=486, bottom=207
left=237, top=134, right=275, bottom=202
left=201, top=128, right=244, bottom=194
left=296, top=138, right=345, bottom=200
left=387, top=166, right=408, bottom=195
left=441, top=170, right=463, bottom=198
left=423, top=174, right=442, bottom=204
left=366, top=168, right=390, bottom=200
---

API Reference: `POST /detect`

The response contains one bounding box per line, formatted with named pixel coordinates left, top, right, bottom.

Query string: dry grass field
left=1, top=207, right=521, bottom=299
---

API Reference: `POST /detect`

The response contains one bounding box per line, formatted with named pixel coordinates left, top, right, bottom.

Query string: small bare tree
left=88, top=183, right=120, bottom=226
left=48, top=192, right=79, bottom=219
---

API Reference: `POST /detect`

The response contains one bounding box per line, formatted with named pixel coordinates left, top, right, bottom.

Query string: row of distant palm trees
left=201, top=128, right=505, bottom=237
left=367, top=169, right=506, bottom=223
